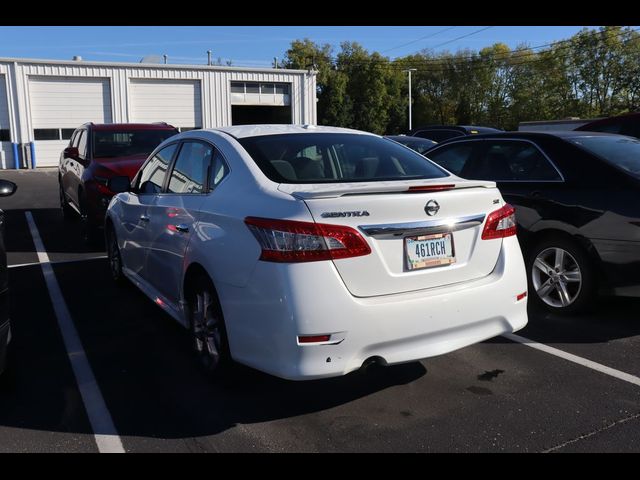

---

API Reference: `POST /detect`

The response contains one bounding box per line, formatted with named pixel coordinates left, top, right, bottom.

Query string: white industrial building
left=0, top=57, right=317, bottom=168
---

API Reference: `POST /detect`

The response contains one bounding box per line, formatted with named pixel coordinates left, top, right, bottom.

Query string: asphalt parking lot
left=0, top=169, right=639, bottom=453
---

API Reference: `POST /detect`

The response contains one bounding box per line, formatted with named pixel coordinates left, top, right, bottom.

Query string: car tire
left=106, top=226, right=127, bottom=286
left=527, top=236, right=597, bottom=314
left=59, top=182, right=75, bottom=221
left=186, top=275, right=232, bottom=380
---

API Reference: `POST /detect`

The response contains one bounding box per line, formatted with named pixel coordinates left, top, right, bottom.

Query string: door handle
left=174, top=224, right=189, bottom=233
left=140, top=214, right=150, bottom=222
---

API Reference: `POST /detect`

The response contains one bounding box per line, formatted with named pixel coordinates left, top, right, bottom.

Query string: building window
left=34, top=128, right=78, bottom=141
left=0, top=129, right=9, bottom=142
left=34, top=129, right=61, bottom=140
left=275, top=84, right=290, bottom=95
left=230, top=82, right=245, bottom=93
left=61, top=128, right=76, bottom=140
left=245, top=82, right=260, bottom=94
left=260, top=83, right=275, bottom=94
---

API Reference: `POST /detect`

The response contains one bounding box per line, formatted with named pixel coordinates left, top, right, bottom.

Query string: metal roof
left=0, top=56, right=309, bottom=75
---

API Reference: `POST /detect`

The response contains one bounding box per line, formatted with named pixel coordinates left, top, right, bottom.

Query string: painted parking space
left=1, top=170, right=639, bottom=452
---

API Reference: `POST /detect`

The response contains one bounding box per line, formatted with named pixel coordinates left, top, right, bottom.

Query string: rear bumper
left=219, top=236, right=528, bottom=380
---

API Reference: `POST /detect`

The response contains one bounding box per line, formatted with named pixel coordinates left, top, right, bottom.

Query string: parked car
left=407, top=125, right=502, bottom=142
left=384, top=135, right=437, bottom=155
left=425, top=131, right=640, bottom=314
left=58, top=122, right=179, bottom=242
left=575, top=112, right=640, bottom=139
left=0, top=179, right=17, bottom=375
left=104, top=125, right=528, bottom=381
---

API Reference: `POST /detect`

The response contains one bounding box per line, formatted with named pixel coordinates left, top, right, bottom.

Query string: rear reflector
left=481, top=204, right=517, bottom=240
left=298, top=335, right=331, bottom=344
left=245, top=217, right=371, bottom=263
left=516, top=291, right=527, bottom=301
left=407, top=184, right=455, bottom=193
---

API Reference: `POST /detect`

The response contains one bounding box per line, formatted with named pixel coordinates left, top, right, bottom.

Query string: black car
left=425, top=131, right=640, bottom=314
left=384, top=135, right=437, bottom=155
left=575, top=112, right=640, bottom=139
left=0, top=179, right=17, bottom=374
left=407, top=125, right=502, bottom=143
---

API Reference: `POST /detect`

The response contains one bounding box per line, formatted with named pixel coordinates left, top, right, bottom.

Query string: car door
left=143, top=140, right=213, bottom=303
left=119, top=142, right=178, bottom=277
left=61, top=129, right=85, bottom=207
left=464, top=139, right=564, bottom=234
left=60, top=129, right=79, bottom=200
left=423, top=140, right=481, bottom=177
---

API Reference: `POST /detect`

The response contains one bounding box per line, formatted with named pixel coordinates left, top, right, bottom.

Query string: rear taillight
left=481, top=204, right=517, bottom=240
left=245, top=217, right=371, bottom=263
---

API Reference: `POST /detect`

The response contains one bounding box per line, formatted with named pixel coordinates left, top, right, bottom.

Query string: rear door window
left=425, top=143, right=477, bottom=176
left=469, top=141, right=562, bottom=181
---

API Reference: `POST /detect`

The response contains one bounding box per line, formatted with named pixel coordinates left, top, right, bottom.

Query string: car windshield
left=93, top=129, right=178, bottom=158
left=569, top=135, right=640, bottom=178
left=237, top=133, right=449, bottom=184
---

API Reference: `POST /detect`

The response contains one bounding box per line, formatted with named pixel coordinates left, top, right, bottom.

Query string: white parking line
left=503, top=332, right=640, bottom=387
left=8, top=256, right=108, bottom=269
left=25, top=212, right=125, bottom=453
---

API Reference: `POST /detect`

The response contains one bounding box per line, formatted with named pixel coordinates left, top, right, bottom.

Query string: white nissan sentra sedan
left=104, top=125, right=528, bottom=381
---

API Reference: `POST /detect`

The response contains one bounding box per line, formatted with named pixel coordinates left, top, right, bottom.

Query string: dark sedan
left=425, top=131, right=640, bottom=314
left=384, top=135, right=437, bottom=155
left=407, top=125, right=502, bottom=142
left=0, top=179, right=17, bottom=374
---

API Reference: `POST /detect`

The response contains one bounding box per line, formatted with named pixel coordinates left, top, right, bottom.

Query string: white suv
left=105, top=125, right=528, bottom=380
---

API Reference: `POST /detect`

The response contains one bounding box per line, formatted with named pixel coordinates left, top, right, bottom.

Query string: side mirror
left=0, top=179, right=17, bottom=197
left=107, top=176, right=131, bottom=194
left=64, top=146, right=80, bottom=158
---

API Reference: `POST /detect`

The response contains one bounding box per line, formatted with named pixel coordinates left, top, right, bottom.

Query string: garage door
left=130, top=79, right=202, bottom=130
left=0, top=75, right=12, bottom=168
left=29, top=76, right=112, bottom=167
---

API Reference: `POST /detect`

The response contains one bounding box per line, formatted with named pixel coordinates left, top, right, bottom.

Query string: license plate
left=405, top=233, right=455, bottom=271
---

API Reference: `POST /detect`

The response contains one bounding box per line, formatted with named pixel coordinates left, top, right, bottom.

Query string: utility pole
left=404, top=68, right=417, bottom=131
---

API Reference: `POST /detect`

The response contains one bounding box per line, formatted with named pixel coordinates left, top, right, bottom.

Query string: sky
left=0, top=26, right=610, bottom=67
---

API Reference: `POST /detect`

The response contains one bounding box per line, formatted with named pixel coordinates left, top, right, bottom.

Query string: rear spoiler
left=278, top=179, right=496, bottom=200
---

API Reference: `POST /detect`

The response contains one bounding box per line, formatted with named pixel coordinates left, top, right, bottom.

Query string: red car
left=58, top=123, right=179, bottom=242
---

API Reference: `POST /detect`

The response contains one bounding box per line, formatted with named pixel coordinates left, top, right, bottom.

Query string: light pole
left=404, top=68, right=417, bottom=131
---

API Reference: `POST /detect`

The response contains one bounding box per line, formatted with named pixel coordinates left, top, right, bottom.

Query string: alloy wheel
left=531, top=247, right=582, bottom=308
left=192, top=288, right=223, bottom=372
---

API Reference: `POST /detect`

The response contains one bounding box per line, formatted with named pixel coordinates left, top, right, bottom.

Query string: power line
left=381, top=26, right=458, bottom=53
left=421, top=26, right=495, bottom=52
left=328, top=26, right=640, bottom=73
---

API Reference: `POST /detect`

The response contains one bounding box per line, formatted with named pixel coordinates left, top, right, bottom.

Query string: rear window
left=93, top=129, right=178, bottom=158
left=237, top=133, right=449, bottom=184
left=569, top=135, right=640, bottom=178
